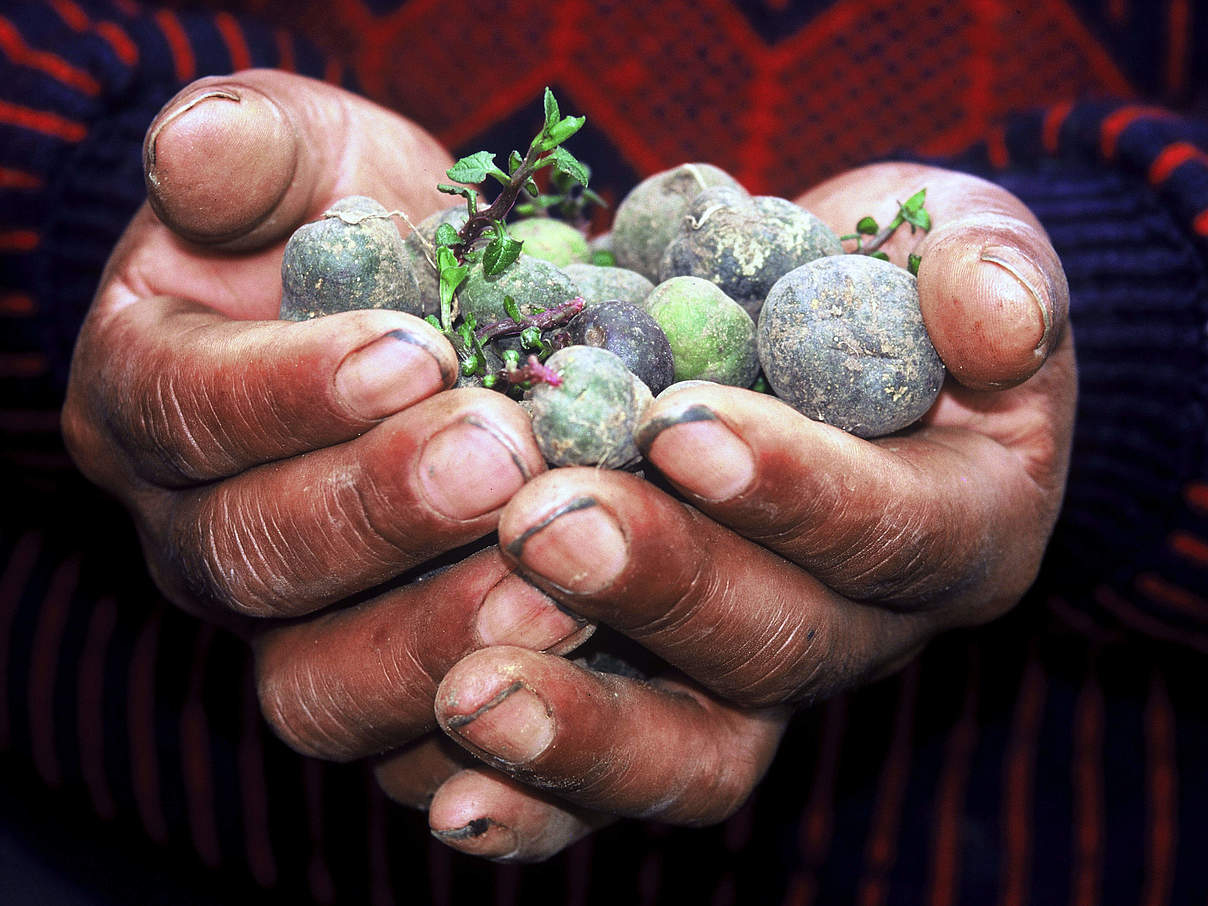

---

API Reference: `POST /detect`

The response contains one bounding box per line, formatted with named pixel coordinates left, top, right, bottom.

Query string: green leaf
left=907, top=253, right=922, bottom=276
left=591, top=249, right=616, bottom=267
left=539, top=115, right=585, bottom=151
left=484, top=235, right=524, bottom=276
left=856, top=216, right=879, bottom=235
left=483, top=373, right=498, bottom=389
left=437, top=183, right=478, bottom=214
left=434, top=223, right=460, bottom=247
left=503, top=295, right=523, bottom=323
left=901, top=188, right=927, bottom=215
left=502, top=348, right=520, bottom=370
left=519, top=325, right=544, bottom=351
left=548, top=146, right=589, bottom=187
left=424, top=314, right=442, bottom=330
left=508, top=150, right=523, bottom=174
left=582, top=187, right=608, bottom=209
left=524, top=178, right=540, bottom=197
left=870, top=251, right=890, bottom=262
left=543, top=87, right=560, bottom=130
left=903, top=207, right=931, bottom=232
left=447, top=151, right=498, bottom=184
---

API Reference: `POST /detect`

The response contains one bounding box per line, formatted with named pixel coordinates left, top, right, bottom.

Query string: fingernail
left=638, top=404, right=755, bottom=501
left=431, top=818, right=519, bottom=860
left=476, top=572, right=592, bottom=653
left=144, top=86, right=297, bottom=242
left=336, top=329, right=448, bottom=419
left=145, top=88, right=241, bottom=176
left=445, top=683, right=554, bottom=765
left=979, top=245, right=1051, bottom=355
left=505, top=498, right=627, bottom=594
left=418, top=417, right=528, bottom=520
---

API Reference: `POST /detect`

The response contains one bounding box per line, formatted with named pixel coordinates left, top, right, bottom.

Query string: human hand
left=60, top=70, right=616, bottom=858
left=423, top=163, right=1074, bottom=853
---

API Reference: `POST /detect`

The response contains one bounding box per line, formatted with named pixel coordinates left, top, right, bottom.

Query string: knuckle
left=255, top=650, right=361, bottom=761
left=171, top=491, right=298, bottom=618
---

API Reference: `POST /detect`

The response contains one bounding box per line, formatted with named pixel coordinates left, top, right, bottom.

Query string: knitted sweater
left=1, top=1, right=1205, bottom=903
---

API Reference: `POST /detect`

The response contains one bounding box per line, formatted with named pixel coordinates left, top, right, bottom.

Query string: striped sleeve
left=986, top=101, right=1208, bottom=650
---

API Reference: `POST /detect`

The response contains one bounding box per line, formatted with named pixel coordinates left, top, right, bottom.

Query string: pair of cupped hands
left=62, top=71, right=1076, bottom=862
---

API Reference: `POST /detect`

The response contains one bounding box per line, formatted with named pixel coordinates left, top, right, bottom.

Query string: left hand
left=418, top=163, right=1076, bottom=856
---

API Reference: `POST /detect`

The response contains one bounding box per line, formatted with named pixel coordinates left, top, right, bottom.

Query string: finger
left=373, top=732, right=612, bottom=863
left=428, top=769, right=613, bottom=863
left=64, top=298, right=458, bottom=492
left=435, top=647, right=788, bottom=825
left=374, top=736, right=470, bottom=810
left=254, top=547, right=594, bottom=761
left=161, top=388, right=547, bottom=619
left=797, top=163, right=1068, bottom=389
left=634, top=383, right=1062, bottom=611
left=497, top=466, right=930, bottom=707
left=144, top=69, right=453, bottom=250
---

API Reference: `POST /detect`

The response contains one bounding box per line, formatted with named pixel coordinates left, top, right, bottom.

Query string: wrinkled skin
left=63, top=71, right=1075, bottom=864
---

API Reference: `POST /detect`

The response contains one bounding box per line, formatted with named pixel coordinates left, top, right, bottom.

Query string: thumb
left=143, top=69, right=454, bottom=250
left=797, top=163, right=1069, bottom=389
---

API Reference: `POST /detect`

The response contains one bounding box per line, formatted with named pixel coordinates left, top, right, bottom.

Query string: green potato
left=280, top=196, right=421, bottom=320
left=659, top=186, right=843, bottom=318
left=611, top=163, right=745, bottom=282
left=529, top=345, right=651, bottom=468
left=509, top=219, right=592, bottom=267
left=757, top=255, right=944, bottom=437
left=644, top=276, right=759, bottom=387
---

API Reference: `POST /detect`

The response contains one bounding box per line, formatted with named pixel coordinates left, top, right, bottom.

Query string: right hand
left=60, top=70, right=604, bottom=858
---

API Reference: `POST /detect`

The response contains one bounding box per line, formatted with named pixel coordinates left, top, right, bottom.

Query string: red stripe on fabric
left=77, top=595, right=117, bottom=819
left=113, top=0, right=140, bottom=16
left=239, top=662, right=276, bottom=887
left=273, top=29, right=295, bottom=72
left=927, top=649, right=980, bottom=906
left=0, top=293, right=35, bottom=315
left=1165, top=0, right=1190, bottom=96
left=1042, top=101, right=1073, bottom=155
left=0, top=98, right=86, bottom=141
left=1070, top=654, right=1104, bottom=906
left=1141, top=669, right=1176, bottom=906
left=986, top=125, right=1010, bottom=170
left=1187, top=482, right=1208, bottom=513
left=564, top=835, right=593, bottom=906
left=154, top=9, right=194, bottom=84
left=1149, top=141, right=1208, bottom=184
left=0, top=166, right=43, bottom=189
left=855, top=663, right=919, bottom=906
left=214, top=12, right=251, bottom=73
left=368, top=779, right=391, bottom=906
left=323, top=56, right=343, bottom=86
left=639, top=822, right=667, bottom=905
left=304, top=758, right=335, bottom=903
left=0, top=16, right=101, bottom=96
left=29, top=555, right=80, bottom=786
left=0, top=230, right=39, bottom=251
left=49, top=0, right=89, bottom=31
left=0, top=532, right=43, bottom=746
left=998, top=648, right=1046, bottom=906
left=1192, top=208, right=1208, bottom=238
left=182, top=624, right=220, bottom=867
left=1095, top=584, right=1208, bottom=653
left=0, top=353, right=49, bottom=377
left=1135, top=572, right=1208, bottom=618
left=96, top=21, right=137, bottom=67
left=1169, top=530, right=1208, bottom=566
left=129, top=609, right=168, bottom=843
left=783, top=696, right=847, bottom=906
left=1100, top=106, right=1172, bottom=159
left=0, top=409, right=61, bottom=431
